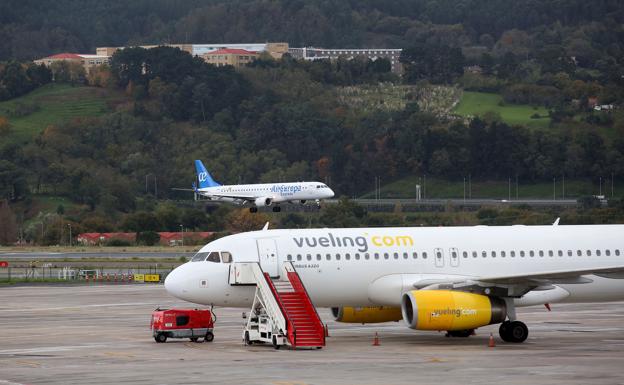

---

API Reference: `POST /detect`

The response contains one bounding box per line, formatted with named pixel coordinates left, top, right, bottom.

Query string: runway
left=0, top=285, right=623, bottom=385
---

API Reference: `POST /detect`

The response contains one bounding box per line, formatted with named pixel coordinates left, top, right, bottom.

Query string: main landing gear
left=499, top=320, right=529, bottom=343
left=272, top=206, right=281, bottom=212
left=249, top=207, right=258, bottom=213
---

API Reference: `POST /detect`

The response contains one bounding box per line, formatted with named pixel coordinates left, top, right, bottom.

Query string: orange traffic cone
left=488, top=333, right=496, bottom=348
left=372, top=332, right=380, bottom=346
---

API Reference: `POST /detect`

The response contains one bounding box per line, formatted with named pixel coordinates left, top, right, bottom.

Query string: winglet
left=262, top=222, right=269, bottom=231
left=553, top=217, right=560, bottom=226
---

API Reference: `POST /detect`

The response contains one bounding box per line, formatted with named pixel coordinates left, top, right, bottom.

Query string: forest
left=0, top=0, right=623, bottom=245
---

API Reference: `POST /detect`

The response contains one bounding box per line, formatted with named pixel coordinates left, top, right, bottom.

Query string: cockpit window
left=221, top=252, right=232, bottom=263
left=191, top=252, right=208, bottom=262
left=206, top=252, right=220, bottom=263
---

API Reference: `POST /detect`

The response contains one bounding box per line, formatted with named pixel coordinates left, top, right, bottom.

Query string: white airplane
left=164, top=223, right=624, bottom=343
left=191, top=160, right=334, bottom=212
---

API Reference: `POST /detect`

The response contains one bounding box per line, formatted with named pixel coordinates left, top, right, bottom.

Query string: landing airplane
left=191, top=160, right=334, bottom=212
left=164, top=223, right=624, bottom=343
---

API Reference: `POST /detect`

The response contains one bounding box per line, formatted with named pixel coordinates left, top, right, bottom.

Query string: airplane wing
left=478, top=265, right=624, bottom=284
left=198, top=192, right=257, bottom=201
left=411, top=265, right=624, bottom=297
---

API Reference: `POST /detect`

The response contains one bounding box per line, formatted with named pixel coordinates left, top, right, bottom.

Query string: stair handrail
left=248, top=263, right=288, bottom=337
left=283, top=261, right=326, bottom=345
left=263, top=272, right=297, bottom=345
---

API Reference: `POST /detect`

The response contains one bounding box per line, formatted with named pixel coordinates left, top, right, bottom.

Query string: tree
left=225, top=209, right=270, bottom=233
left=0, top=200, right=17, bottom=245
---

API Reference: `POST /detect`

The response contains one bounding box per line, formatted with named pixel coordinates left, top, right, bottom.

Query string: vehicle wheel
left=272, top=335, right=281, bottom=350
left=244, top=331, right=252, bottom=345
left=190, top=337, right=199, bottom=342
left=507, top=321, right=529, bottom=343
left=249, top=207, right=258, bottom=213
left=204, top=331, right=214, bottom=342
left=499, top=321, right=511, bottom=342
left=155, top=333, right=167, bottom=343
left=447, top=329, right=473, bottom=338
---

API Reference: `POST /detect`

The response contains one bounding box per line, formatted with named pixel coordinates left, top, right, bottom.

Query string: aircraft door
left=434, top=248, right=444, bottom=268
left=449, top=247, right=460, bottom=267
left=257, top=238, right=279, bottom=277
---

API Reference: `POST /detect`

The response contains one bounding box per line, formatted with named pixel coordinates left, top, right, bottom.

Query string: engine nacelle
left=254, top=197, right=272, bottom=207
left=401, top=290, right=506, bottom=331
left=331, top=306, right=403, bottom=324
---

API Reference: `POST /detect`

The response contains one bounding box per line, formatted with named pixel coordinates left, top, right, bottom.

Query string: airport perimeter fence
left=0, top=266, right=174, bottom=283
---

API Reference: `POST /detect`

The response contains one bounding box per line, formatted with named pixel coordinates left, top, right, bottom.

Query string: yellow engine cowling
left=331, top=306, right=403, bottom=324
left=401, top=290, right=506, bottom=331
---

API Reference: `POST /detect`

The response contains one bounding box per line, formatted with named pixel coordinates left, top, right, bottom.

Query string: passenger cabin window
left=539, top=250, right=544, bottom=257
left=501, top=251, right=506, bottom=258
left=616, top=250, right=621, bottom=256
left=472, top=251, right=478, bottom=258
left=606, top=250, right=611, bottom=256
left=221, top=252, right=232, bottom=263
left=558, top=250, right=563, bottom=257
left=422, top=252, right=428, bottom=259
left=596, top=250, right=601, bottom=256
left=529, top=251, right=535, bottom=257
left=326, top=254, right=331, bottom=261
left=520, top=251, right=525, bottom=257
left=191, top=252, right=208, bottom=262
left=297, top=254, right=302, bottom=261
left=463, top=251, right=468, bottom=258
left=287, top=255, right=292, bottom=261
left=510, top=251, right=516, bottom=257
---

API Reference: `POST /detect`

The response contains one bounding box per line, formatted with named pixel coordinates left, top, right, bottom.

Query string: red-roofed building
left=202, top=48, right=259, bottom=68
left=34, top=52, right=110, bottom=71
left=76, top=232, right=213, bottom=246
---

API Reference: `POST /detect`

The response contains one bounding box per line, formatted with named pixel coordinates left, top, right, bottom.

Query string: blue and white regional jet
left=192, top=160, right=334, bottom=212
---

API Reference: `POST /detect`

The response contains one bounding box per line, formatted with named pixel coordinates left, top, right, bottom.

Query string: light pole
left=68, top=224, right=72, bottom=247
left=179, top=224, right=184, bottom=247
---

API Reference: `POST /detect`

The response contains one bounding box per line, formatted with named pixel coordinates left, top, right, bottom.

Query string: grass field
left=361, top=175, right=617, bottom=200
left=0, top=83, right=124, bottom=143
left=454, top=91, right=551, bottom=128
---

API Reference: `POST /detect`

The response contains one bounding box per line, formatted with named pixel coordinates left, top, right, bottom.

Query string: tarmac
left=1, top=284, right=623, bottom=385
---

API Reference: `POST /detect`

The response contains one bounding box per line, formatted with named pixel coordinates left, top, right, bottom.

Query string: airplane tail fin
left=194, top=160, right=221, bottom=189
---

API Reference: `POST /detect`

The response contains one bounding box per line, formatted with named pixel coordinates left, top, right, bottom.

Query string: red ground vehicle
left=151, top=308, right=215, bottom=343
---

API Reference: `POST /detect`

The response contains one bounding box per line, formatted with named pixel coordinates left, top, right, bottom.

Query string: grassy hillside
left=361, top=176, right=615, bottom=200
left=454, top=91, right=550, bottom=128
left=0, top=83, right=125, bottom=143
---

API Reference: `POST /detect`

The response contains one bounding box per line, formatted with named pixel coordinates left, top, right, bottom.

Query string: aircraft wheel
left=272, top=206, right=281, bottom=212
left=500, top=321, right=528, bottom=343
left=204, top=331, right=214, bottom=342
left=249, top=207, right=258, bottom=213
left=447, top=329, right=473, bottom=338
left=272, top=335, right=281, bottom=350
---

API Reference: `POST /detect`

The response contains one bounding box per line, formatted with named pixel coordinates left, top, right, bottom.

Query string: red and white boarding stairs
left=229, top=261, right=325, bottom=349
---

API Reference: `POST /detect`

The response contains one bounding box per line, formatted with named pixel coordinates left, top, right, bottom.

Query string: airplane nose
left=327, top=189, right=335, bottom=198
left=164, top=267, right=185, bottom=298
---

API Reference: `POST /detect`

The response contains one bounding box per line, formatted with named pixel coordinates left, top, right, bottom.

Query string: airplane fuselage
left=198, top=182, right=333, bottom=205
left=165, top=225, right=624, bottom=308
